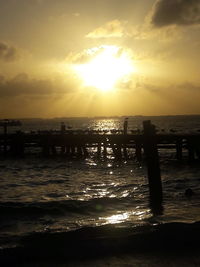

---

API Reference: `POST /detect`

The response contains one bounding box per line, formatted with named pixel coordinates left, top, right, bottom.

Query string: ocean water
left=1, top=115, right=200, bottom=257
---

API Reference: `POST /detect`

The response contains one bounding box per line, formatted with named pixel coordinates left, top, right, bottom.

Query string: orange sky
left=0, top=0, right=200, bottom=118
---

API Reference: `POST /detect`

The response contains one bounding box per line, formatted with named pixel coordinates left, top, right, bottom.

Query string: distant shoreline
left=1, top=114, right=200, bottom=120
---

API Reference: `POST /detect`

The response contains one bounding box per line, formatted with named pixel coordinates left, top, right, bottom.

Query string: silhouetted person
left=123, top=118, right=128, bottom=135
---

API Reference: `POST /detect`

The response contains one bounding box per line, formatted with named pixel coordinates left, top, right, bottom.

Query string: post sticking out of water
left=143, top=120, right=163, bottom=214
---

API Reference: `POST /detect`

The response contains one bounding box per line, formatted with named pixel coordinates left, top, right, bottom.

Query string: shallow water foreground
left=1, top=221, right=200, bottom=266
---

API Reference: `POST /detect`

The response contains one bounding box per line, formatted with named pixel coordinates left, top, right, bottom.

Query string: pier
left=0, top=123, right=200, bottom=161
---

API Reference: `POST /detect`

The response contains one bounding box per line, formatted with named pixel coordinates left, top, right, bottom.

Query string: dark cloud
left=125, top=77, right=200, bottom=93
left=0, top=42, right=18, bottom=62
left=151, top=0, right=200, bottom=27
left=0, top=73, right=76, bottom=97
left=178, top=82, right=200, bottom=91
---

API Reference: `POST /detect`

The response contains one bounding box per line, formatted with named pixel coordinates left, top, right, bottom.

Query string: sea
left=1, top=115, right=200, bottom=264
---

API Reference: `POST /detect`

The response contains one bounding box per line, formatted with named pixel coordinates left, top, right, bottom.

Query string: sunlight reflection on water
left=90, top=119, right=120, bottom=132
left=98, top=209, right=151, bottom=225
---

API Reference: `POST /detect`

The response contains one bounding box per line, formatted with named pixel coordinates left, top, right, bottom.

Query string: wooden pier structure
left=0, top=124, right=200, bottom=161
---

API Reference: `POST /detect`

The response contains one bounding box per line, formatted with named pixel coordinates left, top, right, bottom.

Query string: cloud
left=0, top=42, right=19, bottom=62
left=151, top=0, right=200, bottom=27
left=119, top=73, right=200, bottom=94
left=177, top=82, right=200, bottom=91
left=86, top=20, right=128, bottom=38
left=143, top=81, right=200, bottom=94
left=66, top=46, right=109, bottom=64
left=66, top=45, right=134, bottom=66
left=0, top=73, right=77, bottom=98
left=134, top=24, right=182, bottom=42
left=66, top=49, right=97, bottom=64
left=86, top=16, right=183, bottom=42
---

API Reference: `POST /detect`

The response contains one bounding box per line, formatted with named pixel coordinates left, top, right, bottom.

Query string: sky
left=0, top=0, right=200, bottom=118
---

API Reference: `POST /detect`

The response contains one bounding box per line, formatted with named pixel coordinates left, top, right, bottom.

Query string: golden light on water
left=99, top=210, right=151, bottom=225
left=105, top=213, right=129, bottom=224
left=90, top=119, right=120, bottom=131
left=74, top=45, right=135, bottom=92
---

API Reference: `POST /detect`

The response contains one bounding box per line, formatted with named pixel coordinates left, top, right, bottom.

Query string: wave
left=1, top=221, right=200, bottom=264
left=0, top=197, right=142, bottom=218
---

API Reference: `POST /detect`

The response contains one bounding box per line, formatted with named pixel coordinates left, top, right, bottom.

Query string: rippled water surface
left=1, top=115, right=200, bottom=248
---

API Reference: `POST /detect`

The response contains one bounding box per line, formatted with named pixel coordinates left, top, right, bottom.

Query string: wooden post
left=82, top=145, right=88, bottom=158
left=97, top=142, right=101, bottom=158
left=71, top=145, right=75, bottom=156
left=65, top=145, right=70, bottom=156
left=123, top=136, right=128, bottom=159
left=103, top=141, right=107, bottom=159
left=143, top=120, right=163, bottom=214
left=111, top=143, right=117, bottom=159
left=60, top=130, right=65, bottom=155
left=135, top=140, right=142, bottom=162
left=116, top=144, right=122, bottom=160
left=123, top=145, right=128, bottom=159
left=77, top=145, right=82, bottom=158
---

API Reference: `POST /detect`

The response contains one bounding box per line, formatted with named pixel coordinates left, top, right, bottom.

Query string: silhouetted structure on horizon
left=1, top=121, right=200, bottom=162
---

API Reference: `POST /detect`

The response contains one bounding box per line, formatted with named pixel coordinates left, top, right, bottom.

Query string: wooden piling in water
left=117, top=144, right=122, bottom=160
left=123, top=142, right=128, bottom=159
left=143, top=120, right=163, bottom=214
left=82, top=145, right=88, bottom=158
left=103, top=140, right=107, bottom=159
left=135, top=140, right=142, bottom=162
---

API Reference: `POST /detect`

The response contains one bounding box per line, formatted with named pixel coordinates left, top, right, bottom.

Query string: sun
left=73, top=45, right=135, bottom=91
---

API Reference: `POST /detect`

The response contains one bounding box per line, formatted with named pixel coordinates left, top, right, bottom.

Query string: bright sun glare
left=74, top=45, right=135, bottom=91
